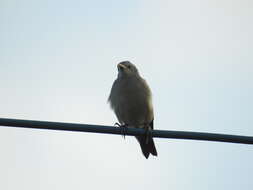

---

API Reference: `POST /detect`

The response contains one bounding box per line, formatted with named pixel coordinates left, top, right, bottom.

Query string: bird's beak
left=117, top=63, right=126, bottom=71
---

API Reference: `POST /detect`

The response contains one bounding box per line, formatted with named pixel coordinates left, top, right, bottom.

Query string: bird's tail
left=136, top=136, right=158, bottom=159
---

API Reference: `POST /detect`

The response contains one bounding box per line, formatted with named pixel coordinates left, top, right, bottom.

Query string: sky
left=0, top=0, right=253, bottom=189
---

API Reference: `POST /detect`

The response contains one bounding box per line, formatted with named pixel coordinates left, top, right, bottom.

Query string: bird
left=108, top=61, right=157, bottom=159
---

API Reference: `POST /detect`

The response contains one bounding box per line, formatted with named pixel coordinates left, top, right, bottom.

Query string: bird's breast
left=116, top=78, right=153, bottom=126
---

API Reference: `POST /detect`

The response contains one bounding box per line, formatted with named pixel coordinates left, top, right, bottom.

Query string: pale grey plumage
left=108, top=61, right=157, bottom=158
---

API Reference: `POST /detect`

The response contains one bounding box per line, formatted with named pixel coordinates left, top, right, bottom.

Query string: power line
left=0, top=118, right=252, bottom=145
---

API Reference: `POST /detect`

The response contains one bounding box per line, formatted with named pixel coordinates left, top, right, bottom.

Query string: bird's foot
left=144, top=124, right=152, bottom=144
left=114, top=122, right=128, bottom=139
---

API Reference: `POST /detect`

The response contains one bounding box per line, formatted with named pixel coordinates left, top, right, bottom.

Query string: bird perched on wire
left=108, top=61, right=157, bottom=159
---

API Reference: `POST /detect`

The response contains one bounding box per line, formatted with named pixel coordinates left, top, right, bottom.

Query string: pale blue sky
left=0, top=0, right=253, bottom=190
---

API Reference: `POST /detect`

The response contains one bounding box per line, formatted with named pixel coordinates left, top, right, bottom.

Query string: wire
left=0, top=118, right=252, bottom=144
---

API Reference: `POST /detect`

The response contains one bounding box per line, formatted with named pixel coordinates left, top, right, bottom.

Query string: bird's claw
left=114, top=122, right=128, bottom=139
left=114, top=122, right=121, bottom=127
left=144, top=125, right=152, bottom=144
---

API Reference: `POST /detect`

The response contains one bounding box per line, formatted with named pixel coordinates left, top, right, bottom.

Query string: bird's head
left=117, top=61, right=139, bottom=78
